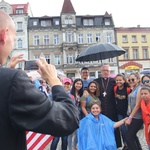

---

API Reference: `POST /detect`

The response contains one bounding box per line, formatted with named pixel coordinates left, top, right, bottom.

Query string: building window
left=67, top=73, right=75, bottom=78
left=106, top=33, right=112, bottom=43
left=55, top=20, right=59, bottom=25
left=78, top=34, right=83, bottom=44
left=43, top=35, right=50, bottom=45
left=65, top=32, right=74, bottom=43
left=45, top=55, right=50, bottom=64
left=132, top=36, right=137, bottom=43
left=105, top=19, right=110, bottom=25
left=108, top=58, right=114, bottom=62
left=54, top=55, right=61, bottom=65
left=83, top=19, right=94, bottom=26
left=141, top=35, right=147, bottom=43
left=54, top=34, right=59, bottom=45
left=143, top=49, right=148, bottom=59
left=96, top=33, right=101, bottom=43
left=33, top=21, right=38, bottom=26
left=16, top=9, right=23, bottom=14
left=17, top=22, right=23, bottom=31
left=17, top=38, right=22, bottom=49
left=133, top=49, right=138, bottom=59
left=124, top=49, right=129, bottom=59
left=122, top=35, right=127, bottom=43
left=67, top=54, right=75, bottom=64
left=34, top=35, right=40, bottom=46
left=41, top=20, right=51, bottom=27
left=34, top=55, right=40, bottom=59
left=65, top=17, right=73, bottom=24
left=87, top=33, right=92, bottom=43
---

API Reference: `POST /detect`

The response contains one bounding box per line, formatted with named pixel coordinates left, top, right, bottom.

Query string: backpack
left=114, top=85, right=131, bottom=96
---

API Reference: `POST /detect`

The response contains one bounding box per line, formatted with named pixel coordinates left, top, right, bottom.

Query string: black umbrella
left=76, top=42, right=126, bottom=62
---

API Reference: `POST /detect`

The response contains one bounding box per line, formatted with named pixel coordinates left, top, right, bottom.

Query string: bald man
left=0, top=10, right=79, bottom=150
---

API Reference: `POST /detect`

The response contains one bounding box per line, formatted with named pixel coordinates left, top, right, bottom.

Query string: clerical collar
left=103, top=77, right=108, bottom=80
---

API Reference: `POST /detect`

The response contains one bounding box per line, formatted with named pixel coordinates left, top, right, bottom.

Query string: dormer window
left=105, top=19, right=110, bottom=25
left=33, top=21, right=38, bottom=26
left=41, top=20, right=51, bottom=27
left=55, top=20, right=59, bottom=25
left=65, top=17, right=73, bottom=25
left=16, top=9, right=23, bottom=14
left=83, top=19, right=94, bottom=26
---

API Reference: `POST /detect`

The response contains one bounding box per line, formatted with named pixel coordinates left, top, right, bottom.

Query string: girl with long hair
left=114, top=74, right=131, bottom=150
left=80, top=81, right=100, bottom=116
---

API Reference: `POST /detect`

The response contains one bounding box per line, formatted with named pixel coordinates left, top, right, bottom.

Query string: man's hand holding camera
left=36, top=57, right=62, bottom=87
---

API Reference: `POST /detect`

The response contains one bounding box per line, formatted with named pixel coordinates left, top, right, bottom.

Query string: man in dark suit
left=0, top=10, right=79, bottom=150
left=95, top=65, right=122, bottom=148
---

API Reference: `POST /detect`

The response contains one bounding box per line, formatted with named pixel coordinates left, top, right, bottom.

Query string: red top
left=141, top=100, right=150, bottom=145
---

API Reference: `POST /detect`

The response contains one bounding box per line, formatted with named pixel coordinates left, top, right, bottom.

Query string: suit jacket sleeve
left=8, top=70, right=79, bottom=136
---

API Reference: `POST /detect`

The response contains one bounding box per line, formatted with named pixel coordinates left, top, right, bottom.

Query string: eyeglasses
left=142, top=80, right=150, bottom=84
left=102, top=70, right=109, bottom=72
left=128, top=78, right=135, bottom=82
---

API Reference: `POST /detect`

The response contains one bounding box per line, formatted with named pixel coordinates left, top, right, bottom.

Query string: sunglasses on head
left=128, top=78, right=135, bottom=82
left=142, top=80, right=150, bottom=84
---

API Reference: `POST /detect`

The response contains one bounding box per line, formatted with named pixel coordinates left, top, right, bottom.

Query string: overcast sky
left=5, top=0, right=150, bottom=27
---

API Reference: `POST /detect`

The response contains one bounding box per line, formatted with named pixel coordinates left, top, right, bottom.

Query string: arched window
left=18, top=38, right=22, bottom=49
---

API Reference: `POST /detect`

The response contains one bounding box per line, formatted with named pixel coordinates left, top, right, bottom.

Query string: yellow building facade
left=115, top=27, right=150, bottom=75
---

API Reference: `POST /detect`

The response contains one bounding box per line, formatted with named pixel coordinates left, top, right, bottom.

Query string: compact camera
left=24, top=60, right=39, bottom=71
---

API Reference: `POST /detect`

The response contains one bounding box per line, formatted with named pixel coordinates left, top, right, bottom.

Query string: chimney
left=137, top=25, right=140, bottom=28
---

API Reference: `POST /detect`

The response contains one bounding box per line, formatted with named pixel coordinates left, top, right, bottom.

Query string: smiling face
left=89, top=82, right=97, bottom=94
left=75, top=81, right=83, bottom=91
left=115, top=75, right=125, bottom=88
left=91, top=104, right=101, bottom=119
left=128, top=74, right=140, bottom=88
left=63, top=82, right=71, bottom=92
left=101, top=65, right=110, bottom=78
left=81, top=69, right=89, bottom=80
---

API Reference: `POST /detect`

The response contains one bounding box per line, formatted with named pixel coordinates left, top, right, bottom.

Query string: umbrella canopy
left=76, top=42, right=126, bottom=62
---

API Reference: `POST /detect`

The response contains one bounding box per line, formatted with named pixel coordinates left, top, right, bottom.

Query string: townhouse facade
left=0, top=0, right=33, bottom=67
left=28, top=0, right=118, bottom=78
left=115, top=27, right=150, bottom=75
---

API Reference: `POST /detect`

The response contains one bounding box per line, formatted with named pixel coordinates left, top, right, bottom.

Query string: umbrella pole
left=117, top=56, right=120, bottom=73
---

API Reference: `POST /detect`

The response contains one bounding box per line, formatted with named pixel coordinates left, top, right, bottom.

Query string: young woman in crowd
left=80, top=81, right=100, bottom=116
left=68, top=78, right=83, bottom=150
left=114, top=74, right=131, bottom=150
left=125, top=73, right=143, bottom=150
left=141, top=74, right=150, bottom=87
left=78, top=101, right=127, bottom=150
left=140, top=86, right=150, bottom=150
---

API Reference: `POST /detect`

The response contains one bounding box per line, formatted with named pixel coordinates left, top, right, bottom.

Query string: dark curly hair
left=87, top=81, right=100, bottom=97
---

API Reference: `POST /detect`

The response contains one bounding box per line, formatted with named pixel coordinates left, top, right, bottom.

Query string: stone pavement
left=44, top=129, right=148, bottom=150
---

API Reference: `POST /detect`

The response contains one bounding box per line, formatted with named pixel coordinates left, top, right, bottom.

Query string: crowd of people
left=36, top=65, right=149, bottom=150
left=1, top=9, right=150, bottom=150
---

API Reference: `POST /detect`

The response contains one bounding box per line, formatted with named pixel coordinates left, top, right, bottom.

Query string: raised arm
left=125, top=88, right=141, bottom=125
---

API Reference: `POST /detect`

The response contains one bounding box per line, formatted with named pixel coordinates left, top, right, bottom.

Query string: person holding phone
left=0, top=10, right=79, bottom=150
